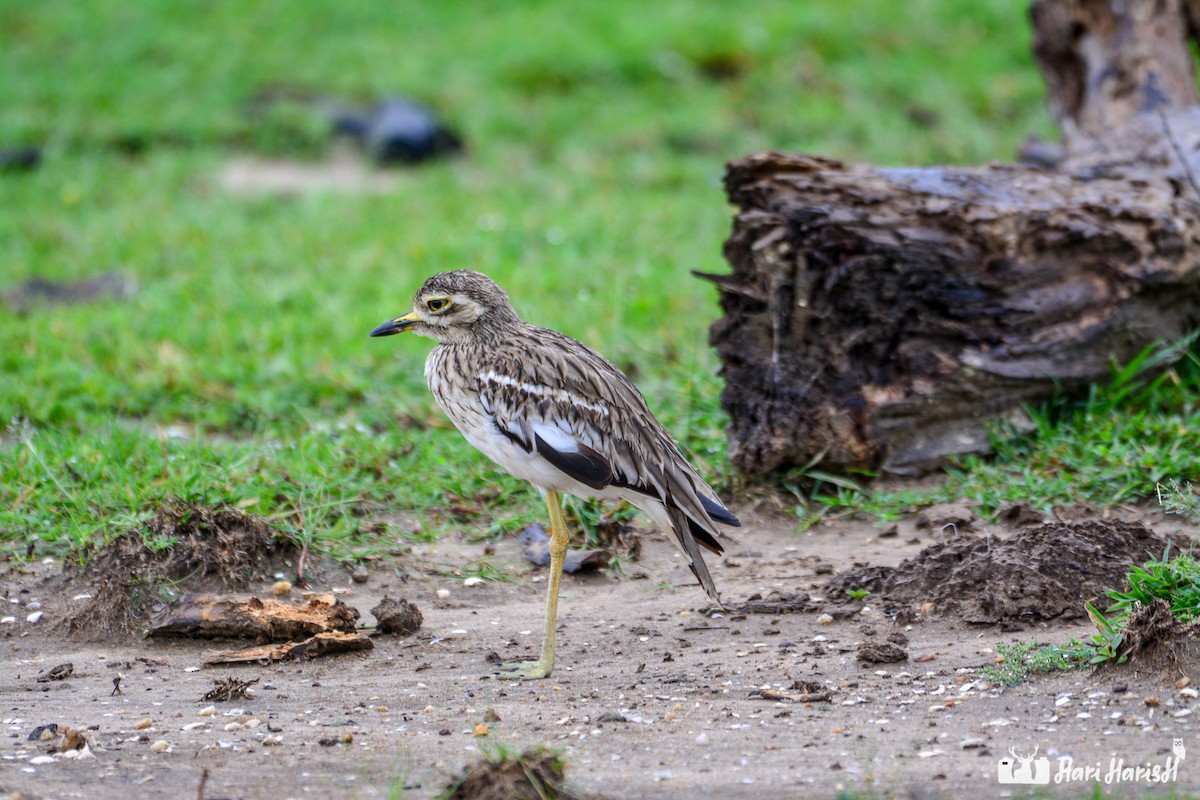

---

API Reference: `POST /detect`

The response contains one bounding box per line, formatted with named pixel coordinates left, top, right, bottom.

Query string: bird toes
left=494, top=659, right=552, bottom=680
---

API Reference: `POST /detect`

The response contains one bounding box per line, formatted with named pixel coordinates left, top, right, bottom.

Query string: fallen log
left=702, top=0, right=1200, bottom=475
left=148, top=592, right=359, bottom=640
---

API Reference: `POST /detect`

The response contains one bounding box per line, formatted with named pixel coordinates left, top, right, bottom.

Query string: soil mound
left=826, top=519, right=1177, bottom=625
left=61, top=500, right=295, bottom=640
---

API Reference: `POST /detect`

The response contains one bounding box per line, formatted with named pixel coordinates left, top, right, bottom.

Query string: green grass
left=2, top=0, right=1187, bottom=559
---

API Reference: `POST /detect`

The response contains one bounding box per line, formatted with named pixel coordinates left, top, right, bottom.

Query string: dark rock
left=334, top=98, right=463, bottom=165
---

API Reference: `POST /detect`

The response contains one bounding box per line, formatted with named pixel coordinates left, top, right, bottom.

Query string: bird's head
left=370, top=270, right=520, bottom=343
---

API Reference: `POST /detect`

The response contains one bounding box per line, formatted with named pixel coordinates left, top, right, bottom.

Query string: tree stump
left=702, top=0, right=1200, bottom=475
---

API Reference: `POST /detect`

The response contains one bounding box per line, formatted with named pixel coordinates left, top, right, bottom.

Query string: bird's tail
left=668, top=507, right=721, bottom=605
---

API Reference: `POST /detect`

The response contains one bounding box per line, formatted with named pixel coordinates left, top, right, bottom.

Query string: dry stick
left=1159, top=108, right=1200, bottom=203
left=295, top=539, right=310, bottom=588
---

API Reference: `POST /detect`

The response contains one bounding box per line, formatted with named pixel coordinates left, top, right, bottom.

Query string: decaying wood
left=704, top=0, right=1200, bottom=475
left=148, top=592, right=359, bottom=640
left=1031, top=0, right=1196, bottom=145
left=202, top=631, right=373, bottom=665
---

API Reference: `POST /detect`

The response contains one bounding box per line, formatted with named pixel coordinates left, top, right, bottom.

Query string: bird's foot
left=494, top=659, right=552, bottom=680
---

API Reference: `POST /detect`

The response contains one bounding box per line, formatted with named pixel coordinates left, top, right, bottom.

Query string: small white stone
left=29, top=755, right=56, bottom=765
left=463, top=577, right=485, bottom=587
left=150, top=740, right=170, bottom=753
left=198, top=706, right=217, bottom=717
left=816, top=613, right=834, bottom=625
left=25, top=611, right=43, bottom=623
left=0, top=617, right=15, bottom=625
left=436, top=589, right=451, bottom=599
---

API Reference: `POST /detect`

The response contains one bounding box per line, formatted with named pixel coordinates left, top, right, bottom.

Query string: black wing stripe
left=700, top=494, right=740, bottom=527
left=533, top=432, right=613, bottom=490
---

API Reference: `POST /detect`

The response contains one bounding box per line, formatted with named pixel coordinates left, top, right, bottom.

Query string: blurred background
left=0, top=1, right=1053, bottom=554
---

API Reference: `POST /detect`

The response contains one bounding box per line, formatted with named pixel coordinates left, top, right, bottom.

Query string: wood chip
left=202, top=631, right=374, bottom=665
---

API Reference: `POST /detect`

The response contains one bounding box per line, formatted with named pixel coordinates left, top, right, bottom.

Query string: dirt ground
left=3, top=501, right=1200, bottom=799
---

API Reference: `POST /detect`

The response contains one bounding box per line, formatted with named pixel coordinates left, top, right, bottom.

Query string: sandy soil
left=3, top=504, right=1199, bottom=799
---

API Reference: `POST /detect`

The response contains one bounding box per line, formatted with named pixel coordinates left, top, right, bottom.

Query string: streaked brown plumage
left=371, top=270, right=739, bottom=678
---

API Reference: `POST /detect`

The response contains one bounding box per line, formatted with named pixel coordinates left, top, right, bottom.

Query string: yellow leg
left=497, top=489, right=568, bottom=680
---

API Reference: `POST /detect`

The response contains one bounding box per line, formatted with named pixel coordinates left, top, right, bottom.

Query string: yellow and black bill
left=369, top=311, right=419, bottom=337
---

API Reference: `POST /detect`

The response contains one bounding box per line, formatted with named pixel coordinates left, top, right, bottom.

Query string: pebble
left=816, top=613, right=833, bottom=625
left=25, top=611, right=43, bottom=623
left=262, top=735, right=283, bottom=746
left=270, top=580, right=292, bottom=596
left=150, top=741, right=170, bottom=753
left=135, top=718, right=153, bottom=730
left=464, top=577, right=485, bottom=587
left=198, top=706, right=217, bottom=717
left=436, top=589, right=451, bottom=599
left=29, top=755, right=56, bottom=765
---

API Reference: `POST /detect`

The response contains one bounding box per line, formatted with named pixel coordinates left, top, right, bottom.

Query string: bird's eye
left=426, top=298, right=450, bottom=312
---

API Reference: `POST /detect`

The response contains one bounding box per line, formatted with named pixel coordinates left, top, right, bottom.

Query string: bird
left=370, top=270, right=739, bottom=679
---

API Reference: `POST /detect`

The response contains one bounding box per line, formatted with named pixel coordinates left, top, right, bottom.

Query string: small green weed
left=980, top=640, right=1088, bottom=686
left=1103, top=549, right=1200, bottom=623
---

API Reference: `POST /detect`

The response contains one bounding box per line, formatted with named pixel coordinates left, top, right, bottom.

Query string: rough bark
left=704, top=0, right=1200, bottom=475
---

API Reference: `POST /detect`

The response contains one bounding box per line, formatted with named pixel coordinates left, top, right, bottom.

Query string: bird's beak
left=369, top=311, right=419, bottom=337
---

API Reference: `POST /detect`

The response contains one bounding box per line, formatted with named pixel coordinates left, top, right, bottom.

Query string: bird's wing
left=475, top=333, right=738, bottom=544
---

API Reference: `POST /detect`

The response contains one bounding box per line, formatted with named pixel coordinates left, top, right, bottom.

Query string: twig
left=1159, top=108, right=1200, bottom=203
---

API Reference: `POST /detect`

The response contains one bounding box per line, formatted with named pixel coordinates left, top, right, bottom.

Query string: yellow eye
left=426, top=297, right=450, bottom=312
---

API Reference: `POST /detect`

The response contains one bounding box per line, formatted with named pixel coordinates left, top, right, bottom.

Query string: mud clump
left=446, top=748, right=585, bottom=800
left=63, top=500, right=295, bottom=640
left=857, top=641, right=908, bottom=664
left=370, top=596, right=423, bottom=635
left=826, top=519, right=1176, bottom=625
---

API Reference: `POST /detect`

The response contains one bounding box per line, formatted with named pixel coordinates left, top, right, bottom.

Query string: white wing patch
left=531, top=421, right=579, bottom=454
